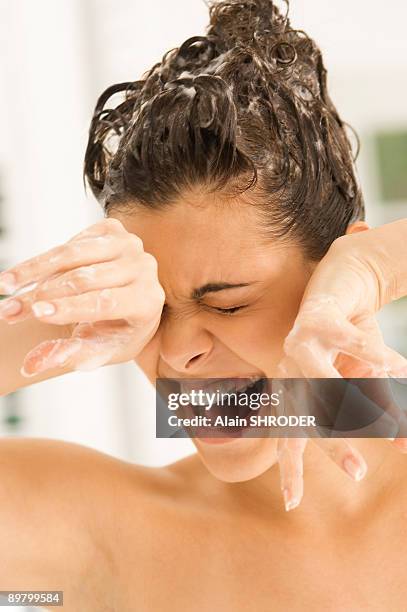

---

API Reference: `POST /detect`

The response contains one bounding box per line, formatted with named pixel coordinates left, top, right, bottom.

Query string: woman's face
left=112, top=191, right=316, bottom=482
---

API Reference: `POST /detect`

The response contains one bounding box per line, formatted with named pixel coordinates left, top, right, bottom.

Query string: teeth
left=234, top=377, right=261, bottom=394
left=180, top=376, right=262, bottom=398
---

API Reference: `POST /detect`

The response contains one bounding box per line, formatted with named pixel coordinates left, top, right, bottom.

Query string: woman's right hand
left=0, top=218, right=165, bottom=376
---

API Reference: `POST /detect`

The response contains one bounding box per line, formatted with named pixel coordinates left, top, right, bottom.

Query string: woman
left=0, top=0, right=407, bottom=609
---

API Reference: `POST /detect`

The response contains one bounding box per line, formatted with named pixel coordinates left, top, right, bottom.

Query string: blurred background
left=0, top=1, right=406, bottom=605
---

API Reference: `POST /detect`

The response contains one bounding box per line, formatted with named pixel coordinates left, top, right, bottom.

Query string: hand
left=0, top=218, right=165, bottom=376
left=275, top=222, right=407, bottom=511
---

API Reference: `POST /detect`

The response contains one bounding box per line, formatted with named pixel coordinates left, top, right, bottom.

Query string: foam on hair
left=83, top=0, right=364, bottom=260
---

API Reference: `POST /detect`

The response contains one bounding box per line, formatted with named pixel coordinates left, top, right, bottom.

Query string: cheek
left=210, top=303, right=302, bottom=375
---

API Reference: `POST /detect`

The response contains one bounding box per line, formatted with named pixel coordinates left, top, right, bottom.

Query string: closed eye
left=211, top=305, right=248, bottom=315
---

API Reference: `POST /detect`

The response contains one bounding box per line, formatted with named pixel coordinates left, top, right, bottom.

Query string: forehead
left=112, top=196, right=297, bottom=290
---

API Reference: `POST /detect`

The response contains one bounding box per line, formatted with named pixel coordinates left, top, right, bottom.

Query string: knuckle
left=283, top=321, right=317, bottom=356
left=70, top=223, right=99, bottom=240
left=141, top=251, right=158, bottom=270
left=284, top=321, right=307, bottom=347
left=350, top=332, right=369, bottom=351
left=156, top=284, right=166, bottom=303
left=298, top=311, right=330, bottom=334
left=65, top=242, right=82, bottom=261
left=127, top=233, right=144, bottom=252
left=283, top=334, right=297, bottom=356
left=104, top=217, right=125, bottom=232
left=33, top=283, right=51, bottom=300
left=52, top=244, right=66, bottom=259
left=134, top=300, right=155, bottom=323
left=132, top=283, right=165, bottom=321
left=97, top=288, right=117, bottom=312
left=70, top=269, right=91, bottom=291
left=287, top=438, right=306, bottom=454
left=328, top=234, right=348, bottom=256
left=330, top=235, right=344, bottom=250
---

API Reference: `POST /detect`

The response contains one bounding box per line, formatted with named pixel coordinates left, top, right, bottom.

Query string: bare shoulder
left=0, top=437, right=134, bottom=610
left=0, top=439, right=184, bottom=603
left=0, top=436, right=198, bottom=527
left=97, top=450, right=219, bottom=609
left=0, top=436, right=209, bottom=610
left=0, top=435, right=204, bottom=523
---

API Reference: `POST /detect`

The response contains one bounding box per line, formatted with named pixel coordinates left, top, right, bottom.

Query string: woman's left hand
left=275, top=219, right=407, bottom=511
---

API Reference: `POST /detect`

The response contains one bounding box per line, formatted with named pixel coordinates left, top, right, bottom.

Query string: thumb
left=21, top=337, right=84, bottom=377
left=21, top=321, right=127, bottom=376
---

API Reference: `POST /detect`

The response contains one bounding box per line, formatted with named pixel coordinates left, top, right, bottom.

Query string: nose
left=158, top=315, right=214, bottom=374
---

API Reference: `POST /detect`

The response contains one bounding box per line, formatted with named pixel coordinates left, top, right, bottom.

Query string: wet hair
left=83, top=0, right=365, bottom=260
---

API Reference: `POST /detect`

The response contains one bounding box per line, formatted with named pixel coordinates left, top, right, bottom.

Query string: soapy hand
left=0, top=218, right=165, bottom=375
left=275, top=220, right=407, bottom=511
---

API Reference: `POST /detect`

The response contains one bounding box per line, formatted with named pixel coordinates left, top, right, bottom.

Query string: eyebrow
left=191, top=282, right=253, bottom=300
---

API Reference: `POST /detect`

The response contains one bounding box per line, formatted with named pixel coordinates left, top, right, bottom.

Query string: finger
left=274, top=355, right=316, bottom=419
left=29, top=282, right=163, bottom=325
left=36, top=259, right=140, bottom=296
left=319, top=319, right=389, bottom=371
left=381, top=375, right=407, bottom=450
left=331, top=315, right=407, bottom=443
left=275, top=357, right=311, bottom=422
left=285, top=315, right=389, bottom=374
left=311, top=437, right=367, bottom=481
left=22, top=335, right=118, bottom=377
left=349, top=314, right=407, bottom=376
left=0, top=258, right=146, bottom=324
left=275, top=355, right=303, bottom=378
left=383, top=345, right=407, bottom=378
left=389, top=438, right=407, bottom=453
left=276, top=350, right=338, bottom=430
left=0, top=274, right=61, bottom=323
left=21, top=338, right=84, bottom=377
left=21, top=319, right=138, bottom=377
left=67, top=217, right=128, bottom=242
left=341, top=336, right=407, bottom=447
left=381, top=346, right=407, bottom=450
left=350, top=374, right=407, bottom=434
left=277, top=436, right=308, bottom=511
left=283, top=340, right=342, bottom=378
left=0, top=224, right=143, bottom=296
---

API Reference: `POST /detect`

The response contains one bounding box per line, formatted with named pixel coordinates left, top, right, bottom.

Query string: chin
left=193, top=437, right=279, bottom=482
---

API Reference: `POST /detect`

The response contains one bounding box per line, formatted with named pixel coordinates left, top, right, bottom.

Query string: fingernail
left=0, top=272, right=18, bottom=295
left=20, top=364, right=39, bottom=378
left=0, top=298, right=22, bottom=317
left=32, top=301, right=56, bottom=317
left=343, top=456, right=367, bottom=481
left=391, top=438, right=407, bottom=452
left=283, top=488, right=300, bottom=512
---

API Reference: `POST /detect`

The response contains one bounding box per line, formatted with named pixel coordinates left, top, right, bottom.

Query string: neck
left=228, top=438, right=406, bottom=524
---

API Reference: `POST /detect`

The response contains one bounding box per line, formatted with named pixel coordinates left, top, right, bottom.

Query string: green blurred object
left=375, top=129, right=407, bottom=202
left=1, top=391, right=24, bottom=433
left=4, top=413, right=22, bottom=428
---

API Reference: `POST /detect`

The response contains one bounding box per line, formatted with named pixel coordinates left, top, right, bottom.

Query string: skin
left=0, top=195, right=406, bottom=610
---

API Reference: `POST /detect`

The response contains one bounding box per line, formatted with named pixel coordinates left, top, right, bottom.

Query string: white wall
left=0, top=0, right=131, bottom=461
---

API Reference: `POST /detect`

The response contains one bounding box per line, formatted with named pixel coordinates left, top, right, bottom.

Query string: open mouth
left=176, top=375, right=271, bottom=438
left=187, top=376, right=267, bottom=419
